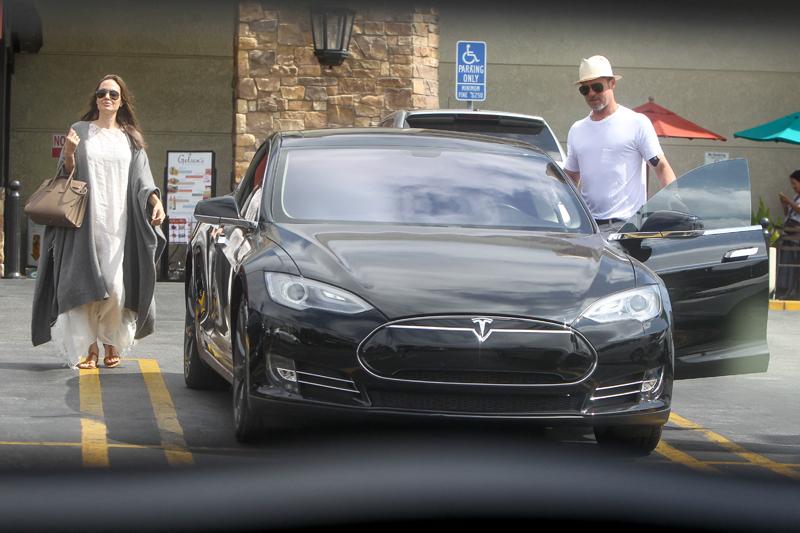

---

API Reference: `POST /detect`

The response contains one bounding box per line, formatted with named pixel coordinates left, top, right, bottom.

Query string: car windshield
left=274, top=146, right=592, bottom=232
left=405, top=114, right=563, bottom=162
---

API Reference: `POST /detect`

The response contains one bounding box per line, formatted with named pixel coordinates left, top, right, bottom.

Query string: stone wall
left=235, top=1, right=439, bottom=180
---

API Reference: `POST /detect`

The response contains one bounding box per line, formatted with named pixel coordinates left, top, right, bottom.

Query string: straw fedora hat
left=575, top=55, right=622, bottom=84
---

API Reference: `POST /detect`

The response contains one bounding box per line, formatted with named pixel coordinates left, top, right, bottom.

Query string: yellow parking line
left=655, top=439, right=718, bottom=473
left=704, top=461, right=800, bottom=467
left=670, top=413, right=800, bottom=480
left=138, top=359, right=194, bottom=466
left=0, top=441, right=155, bottom=450
left=79, top=367, right=109, bottom=467
left=0, top=441, right=82, bottom=448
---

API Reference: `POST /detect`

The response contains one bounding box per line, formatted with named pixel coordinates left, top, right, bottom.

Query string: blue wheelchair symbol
left=462, top=44, right=479, bottom=65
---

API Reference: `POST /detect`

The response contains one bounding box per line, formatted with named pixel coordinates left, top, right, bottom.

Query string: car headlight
left=579, top=285, right=661, bottom=323
left=265, top=272, right=373, bottom=314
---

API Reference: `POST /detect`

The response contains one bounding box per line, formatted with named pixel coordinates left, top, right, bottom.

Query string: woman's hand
left=149, top=193, right=165, bottom=227
left=63, top=128, right=80, bottom=157
left=63, top=128, right=80, bottom=173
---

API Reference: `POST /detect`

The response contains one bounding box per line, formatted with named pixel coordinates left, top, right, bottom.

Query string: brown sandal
left=104, top=347, right=121, bottom=369
left=77, top=348, right=100, bottom=370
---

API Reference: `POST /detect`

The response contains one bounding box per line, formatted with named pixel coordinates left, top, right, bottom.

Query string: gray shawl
left=31, top=121, right=166, bottom=346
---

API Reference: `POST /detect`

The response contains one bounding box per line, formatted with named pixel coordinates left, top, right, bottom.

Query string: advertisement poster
left=165, top=151, right=214, bottom=244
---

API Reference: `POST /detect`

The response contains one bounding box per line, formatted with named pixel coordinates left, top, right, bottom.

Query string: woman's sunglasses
left=95, top=89, right=120, bottom=101
left=578, top=82, right=605, bottom=96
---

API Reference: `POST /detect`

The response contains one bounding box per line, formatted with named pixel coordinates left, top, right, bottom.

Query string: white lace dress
left=51, top=124, right=137, bottom=368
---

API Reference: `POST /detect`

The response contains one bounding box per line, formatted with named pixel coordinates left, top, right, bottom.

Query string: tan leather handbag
left=24, top=169, right=89, bottom=228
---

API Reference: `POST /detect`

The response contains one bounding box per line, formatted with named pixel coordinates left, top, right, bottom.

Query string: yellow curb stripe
left=79, top=367, right=109, bottom=467
left=769, top=300, right=800, bottom=311
left=670, top=413, right=800, bottom=480
left=655, top=439, right=718, bottom=473
left=769, top=300, right=784, bottom=311
left=138, top=359, right=194, bottom=466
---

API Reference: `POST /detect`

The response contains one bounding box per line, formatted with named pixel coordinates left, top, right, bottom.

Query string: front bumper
left=246, top=304, right=674, bottom=427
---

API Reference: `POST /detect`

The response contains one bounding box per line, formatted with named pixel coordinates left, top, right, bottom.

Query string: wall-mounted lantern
left=310, top=7, right=355, bottom=67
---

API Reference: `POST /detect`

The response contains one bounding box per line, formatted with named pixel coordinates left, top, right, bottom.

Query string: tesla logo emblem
left=471, top=317, right=494, bottom=343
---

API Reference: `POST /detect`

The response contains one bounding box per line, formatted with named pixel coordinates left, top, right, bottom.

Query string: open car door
left=610, top=159, right=769, bottom=379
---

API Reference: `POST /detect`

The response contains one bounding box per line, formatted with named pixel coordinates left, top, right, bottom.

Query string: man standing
left=563, top=55, right=676, bottom=230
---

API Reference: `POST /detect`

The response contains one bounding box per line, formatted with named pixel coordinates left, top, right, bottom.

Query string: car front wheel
left=233, top=298, right=262, bottom=443
left=184, top=266, right=225, bottom=390
left=593, top=424, right=663, bottom=454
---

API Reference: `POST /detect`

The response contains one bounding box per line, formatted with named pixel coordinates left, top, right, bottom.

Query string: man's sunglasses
left=578, top=82, right=605, bottom=96
left=95, top=89, right=120, bottom=100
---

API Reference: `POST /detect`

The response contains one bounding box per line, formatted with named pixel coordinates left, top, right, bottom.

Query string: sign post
left=455, top=40, right=486, bottom=109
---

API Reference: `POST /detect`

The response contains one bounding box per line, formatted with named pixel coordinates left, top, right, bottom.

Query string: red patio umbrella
left=633, top=97, right=727, bottom=141
left=633, top=97, right=726, bottom=195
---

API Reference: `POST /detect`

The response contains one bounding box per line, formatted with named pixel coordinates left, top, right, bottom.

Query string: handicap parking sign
left=456, top=41, right=486, bottom=102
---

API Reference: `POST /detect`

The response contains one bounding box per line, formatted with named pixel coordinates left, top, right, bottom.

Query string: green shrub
left=751, top=197, right=782, bottom=246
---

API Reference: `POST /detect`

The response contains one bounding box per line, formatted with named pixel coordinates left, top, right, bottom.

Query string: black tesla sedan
left=184, top=128, right=768, bottom=452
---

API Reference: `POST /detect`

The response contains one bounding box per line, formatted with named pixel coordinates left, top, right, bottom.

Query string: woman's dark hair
left=80, top=74, right=146, bottom=150
left=791, top=169, right=800, bottom=182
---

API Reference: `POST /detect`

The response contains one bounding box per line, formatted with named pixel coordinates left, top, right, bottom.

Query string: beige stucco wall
left=437, top=0, right=800, bottom=220
left=9, top=0, right=236, bottom=210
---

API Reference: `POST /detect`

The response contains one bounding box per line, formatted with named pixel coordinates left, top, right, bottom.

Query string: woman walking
left=31, top=75, right=166, bottom=368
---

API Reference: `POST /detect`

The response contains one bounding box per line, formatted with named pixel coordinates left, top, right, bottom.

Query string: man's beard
left=590, top=100, right=608, bottom=112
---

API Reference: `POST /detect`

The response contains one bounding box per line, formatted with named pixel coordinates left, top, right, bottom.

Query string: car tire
left=184, top=267, right=226, bottom=390
left=233, top=298, right=263, bottom=443
left=593, top=424, right=663, bottom=454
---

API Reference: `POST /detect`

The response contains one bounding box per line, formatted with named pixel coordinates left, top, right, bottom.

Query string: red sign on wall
left=52, top=133, right=65, bottom=158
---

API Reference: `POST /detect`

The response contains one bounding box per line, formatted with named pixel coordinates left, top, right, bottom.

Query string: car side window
left=234, top=142, right=269, bottom=219
left=621, top=159, right=752, bottom=232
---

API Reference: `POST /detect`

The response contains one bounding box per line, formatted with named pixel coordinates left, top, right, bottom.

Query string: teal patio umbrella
left=734, top=112, right=800, bottom=144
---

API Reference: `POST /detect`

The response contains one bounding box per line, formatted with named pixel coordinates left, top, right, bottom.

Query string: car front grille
left=367, top=389, right=582, bottom=414
left=393, top=370, right=565, bottom=385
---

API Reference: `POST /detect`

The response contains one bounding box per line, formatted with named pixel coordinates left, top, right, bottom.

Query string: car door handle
left=722, top=247, right=758, bottom=262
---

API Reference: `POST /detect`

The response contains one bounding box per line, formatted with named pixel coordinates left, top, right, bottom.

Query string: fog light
left=277, top=367, right=297, bottom=382
left=641, top=379, right=657, bottom=393
left=639, top=367, right=664, bottom=401
left=269, top=354, right=299, bottom=394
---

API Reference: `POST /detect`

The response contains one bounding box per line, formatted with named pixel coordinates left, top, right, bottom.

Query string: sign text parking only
left=456, top=40, right=486, bottom=102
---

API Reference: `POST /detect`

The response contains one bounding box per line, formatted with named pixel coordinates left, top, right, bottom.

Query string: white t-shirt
left=565, top=105, right=662, bottom=220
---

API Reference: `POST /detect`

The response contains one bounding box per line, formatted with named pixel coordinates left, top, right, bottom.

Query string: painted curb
left=769, top=300, right=800, bottom=311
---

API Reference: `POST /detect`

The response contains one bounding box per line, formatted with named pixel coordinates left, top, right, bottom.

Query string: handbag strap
left=48, top=162, right=76, bottom=192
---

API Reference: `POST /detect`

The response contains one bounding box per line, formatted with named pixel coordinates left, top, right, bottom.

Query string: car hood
left=269, top=224, right=635, bottom=324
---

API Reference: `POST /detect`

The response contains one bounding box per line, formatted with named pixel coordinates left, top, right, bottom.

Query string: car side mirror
left=195, top=196, right=256, bottom=231
left=640, top=210, right=704, bottom=233
left=610, top=210, right=704, bottom=242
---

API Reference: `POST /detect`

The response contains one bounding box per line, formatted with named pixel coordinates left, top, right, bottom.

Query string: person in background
left=776, top=169, right=800, bottom=300
left=563, top=55, right=676, bottom=232
left=31, top=74, right=166, bottom=369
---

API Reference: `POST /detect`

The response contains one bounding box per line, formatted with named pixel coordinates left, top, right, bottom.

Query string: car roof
left=394, top=108, right=548, bottom=123
left=278, top=127, right=552, bottom=158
